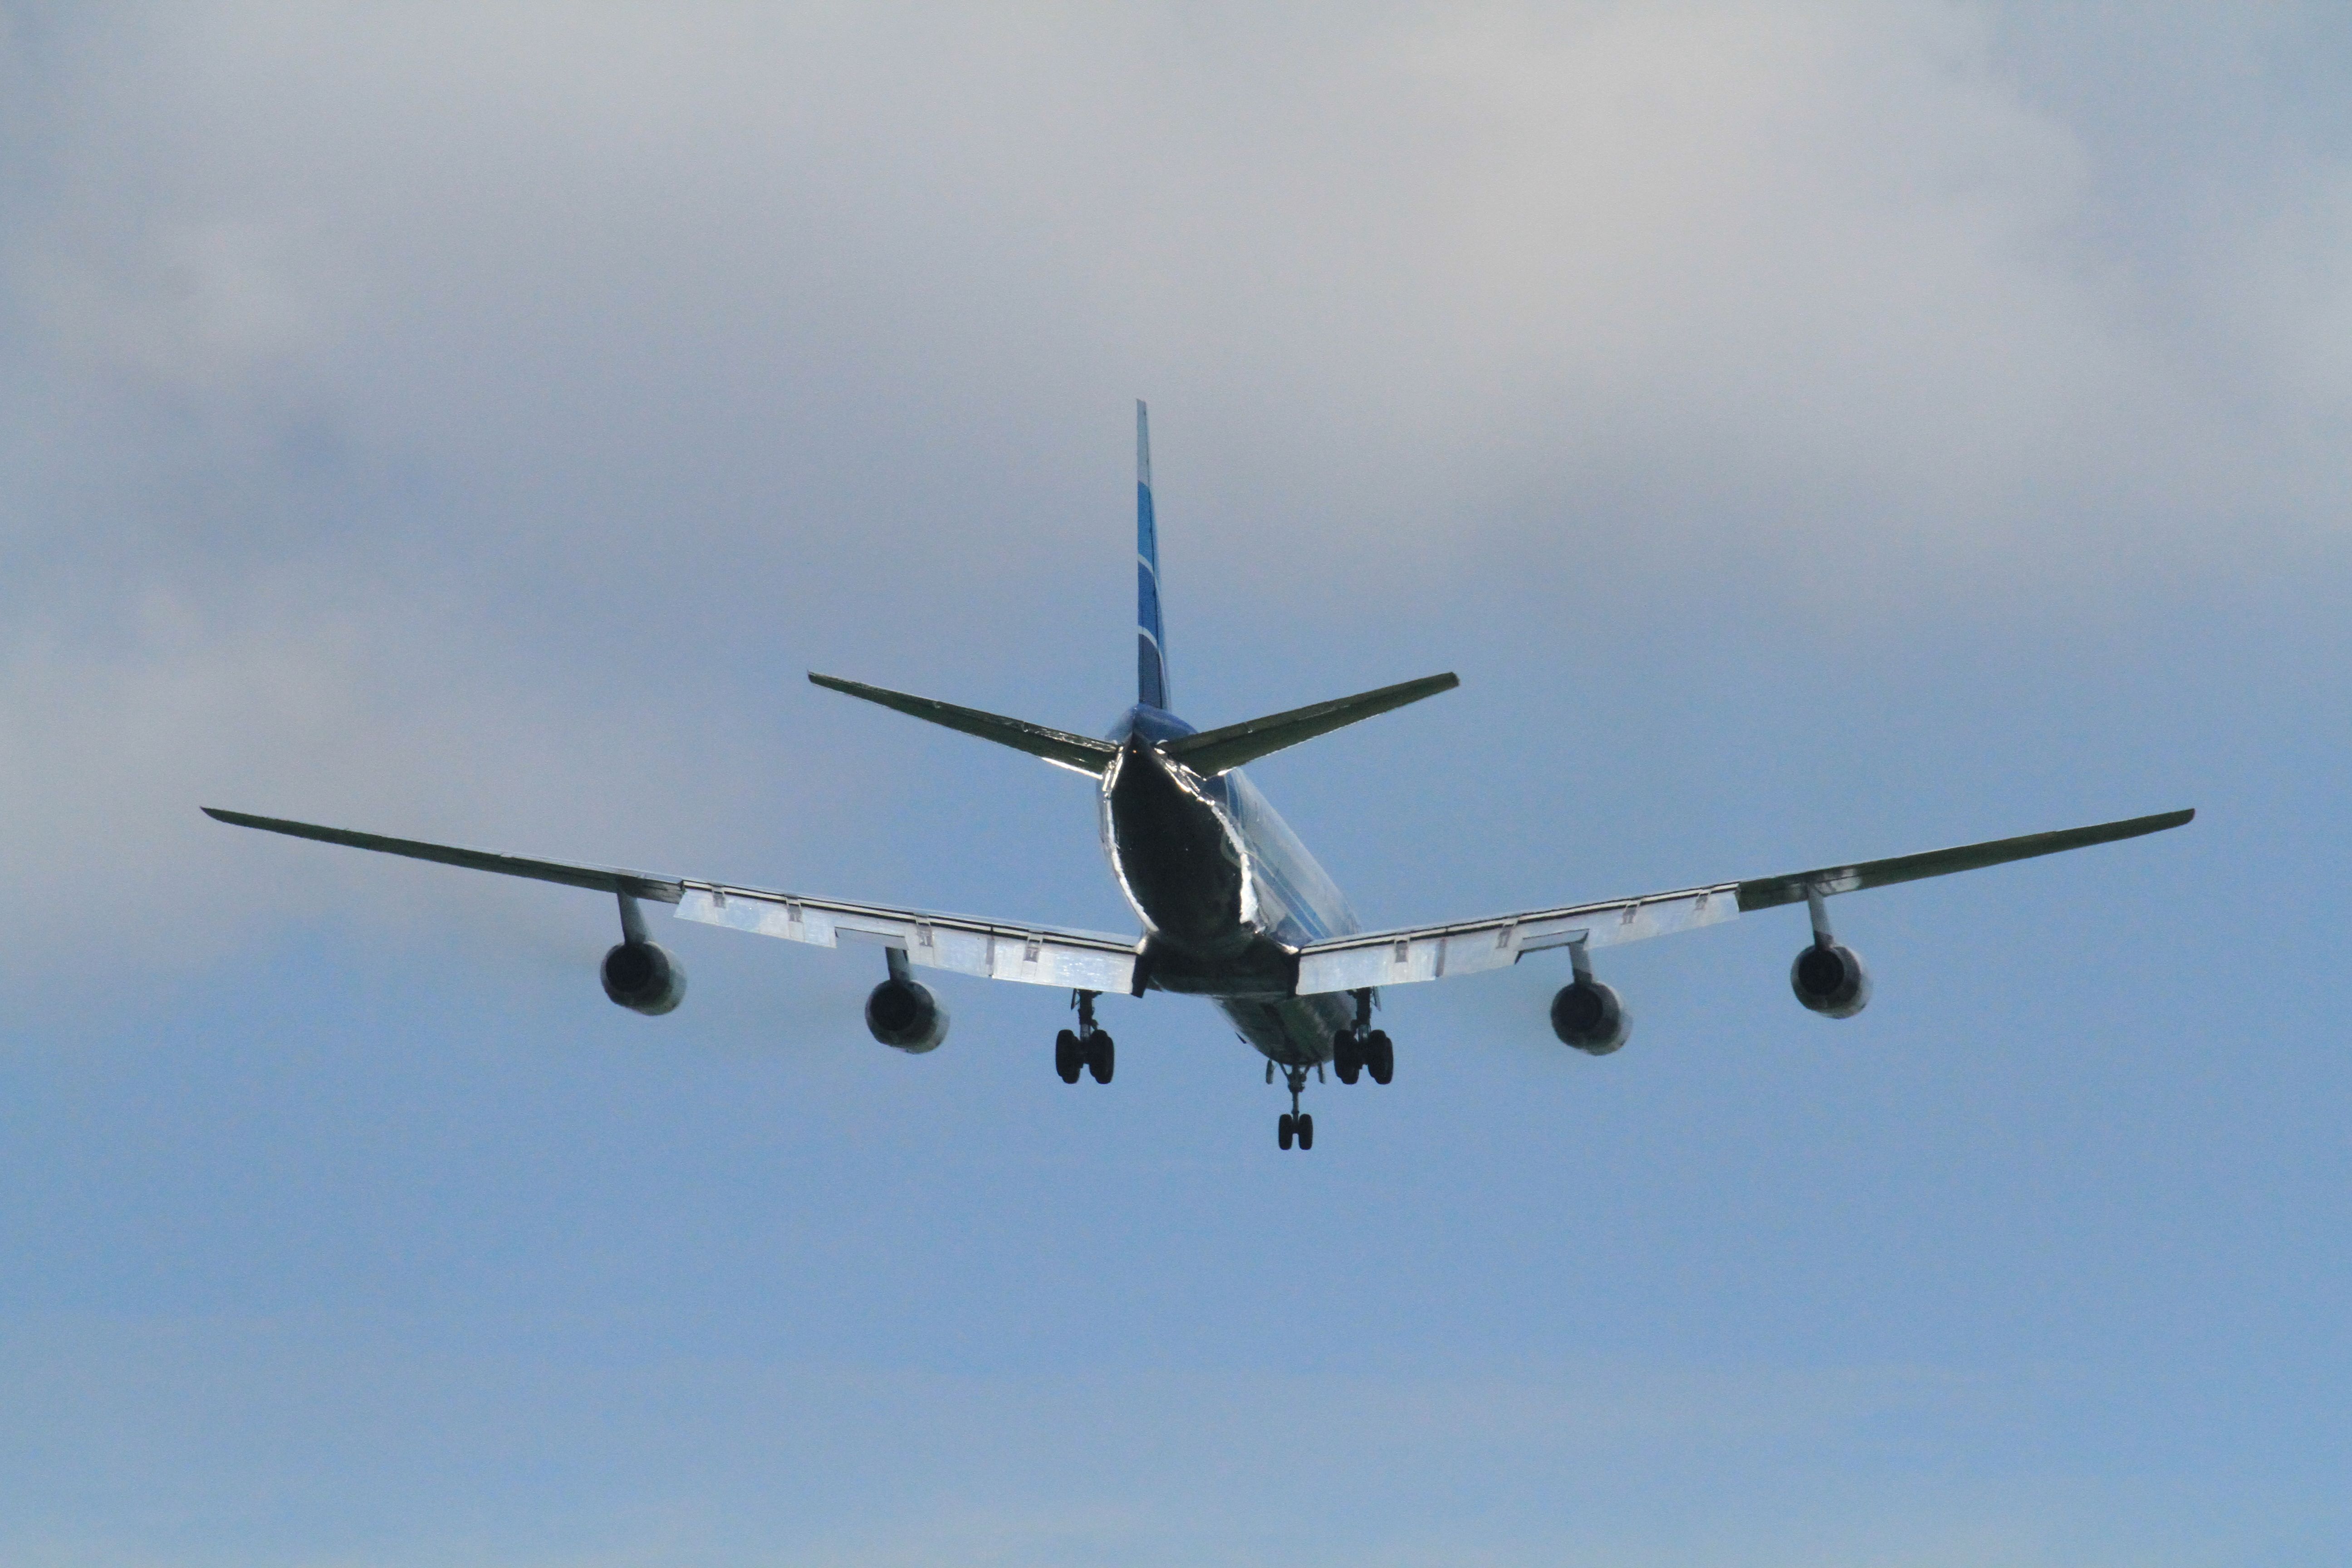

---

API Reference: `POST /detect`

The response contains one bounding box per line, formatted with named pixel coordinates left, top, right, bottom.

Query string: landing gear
left=1275, top=1064, right=1315, bottom=1151
left=1331, top=990, right=1394, bottom=1086
left=1058, top=991, right=1113, bottom=1085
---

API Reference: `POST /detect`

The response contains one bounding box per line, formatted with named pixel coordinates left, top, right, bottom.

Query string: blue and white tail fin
left=1136, top=399, right=1171, bottom=710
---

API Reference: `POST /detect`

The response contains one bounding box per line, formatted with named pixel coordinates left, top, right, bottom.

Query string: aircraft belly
left=1219, top=992, right=1352, bottom=1068
left=1105, top=741, right=1251, bottom=958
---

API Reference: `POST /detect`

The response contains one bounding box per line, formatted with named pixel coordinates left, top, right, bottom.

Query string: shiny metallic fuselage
left=1101, top=705, right=1357, bottom=1067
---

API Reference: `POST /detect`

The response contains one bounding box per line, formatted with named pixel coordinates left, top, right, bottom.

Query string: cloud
left=0, top=0, right=2347, bottom=978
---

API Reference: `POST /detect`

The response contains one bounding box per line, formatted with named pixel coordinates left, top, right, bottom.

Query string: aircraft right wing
left=1292, top=808, right=2194, bottom=996
left=202, top=808, right=1142, bottom=993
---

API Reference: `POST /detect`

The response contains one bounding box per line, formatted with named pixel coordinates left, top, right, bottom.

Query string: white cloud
left=0, top=0, right=2347, bottom=975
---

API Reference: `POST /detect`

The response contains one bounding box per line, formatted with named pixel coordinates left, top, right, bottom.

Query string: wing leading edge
left=1293, top=808, right=2193, bottom=996
left=201, top=808, right=1139, bottom=993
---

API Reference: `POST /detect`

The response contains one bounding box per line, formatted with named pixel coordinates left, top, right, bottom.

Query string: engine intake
left=1550, top=978, right=1630, bottom=1056
left=1790, top=941, right=1871, bottom=1018
left=601, top=941, right=686, bottom=1015
left=866, top=975, right=949, bottom=1053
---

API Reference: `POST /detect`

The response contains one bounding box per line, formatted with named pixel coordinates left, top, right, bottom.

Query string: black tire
left=1088, top=1031, right=1115, bottom=1084
left=1279, top=1112, right=1295, bottom=1150
left=1333, top=1029, right=1363, bottom=1084
left=1055, top=1029, right=1082, bottom=1084
left=1367, top=1030, right=1394, bottom=1085
left=1296, top=1112, right=1313, bottom=1150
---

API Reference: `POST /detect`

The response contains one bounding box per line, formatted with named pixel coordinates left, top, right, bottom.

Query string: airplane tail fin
left=1137, top=400, right=1170, bottom=710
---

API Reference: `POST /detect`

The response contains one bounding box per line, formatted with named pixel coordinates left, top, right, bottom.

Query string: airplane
left=206, top=402, right=2193, bottom=1151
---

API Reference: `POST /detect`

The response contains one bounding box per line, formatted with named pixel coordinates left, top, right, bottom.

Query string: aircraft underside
left=1096, top=725, right=1395, bottom=1150
left=199, top=402, right=2193, bottom=1160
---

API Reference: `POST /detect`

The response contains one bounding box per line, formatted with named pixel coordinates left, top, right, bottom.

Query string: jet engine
left=866, top=975, right=950, bottom=1053
left=601, top=941, right=686, bottom=1016
left=1550, top=978, right=1630, bottom=1056
left=1790, top=941, right=1872, bottom=1019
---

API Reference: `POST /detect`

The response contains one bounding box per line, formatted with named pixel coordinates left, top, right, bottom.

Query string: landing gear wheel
left=1055, top=1029, right=1082, bottom=1083
left=1333, top=1029, right=1363, bottom=1084
left=1366, top=1029, right=1394, bottom=1085
left=1295, top=1112, right=1313, bottom=1150
left=1279, top=1112, right=1296, bottom=1150
left=1086, top=1031, right=1115, bottom=1084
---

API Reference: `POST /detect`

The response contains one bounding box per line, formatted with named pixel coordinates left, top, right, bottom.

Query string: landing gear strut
left=1332, top=989, right=1393, bottom=1086
left=1277, top=1064, right=1314, bottom=1151
left=1056, top=990, right=1114, bottom=1084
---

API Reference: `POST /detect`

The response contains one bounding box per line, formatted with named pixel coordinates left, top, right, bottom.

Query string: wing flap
left=675, top=884, right=1139, bottom=992
left=1296, top=882, right=1740, bottom=995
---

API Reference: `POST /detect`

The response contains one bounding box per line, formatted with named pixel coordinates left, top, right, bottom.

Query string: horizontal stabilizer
left=809, top=673, right=1120, bottom=775
left=1161, top=672, right=1459, bottom=775
left=202, top=808, right=686, bottom=902
left=1735, top=808, right=2195, bottom=911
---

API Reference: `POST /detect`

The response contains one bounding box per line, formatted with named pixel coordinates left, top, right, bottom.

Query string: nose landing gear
left=1277, top=1064, right=1314, bottom=1151
left=1056, top=990, right=1114, bottom=1084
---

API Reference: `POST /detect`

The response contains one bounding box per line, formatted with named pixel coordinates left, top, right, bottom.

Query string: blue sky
left=2, top=3, right=2349, bottom=1563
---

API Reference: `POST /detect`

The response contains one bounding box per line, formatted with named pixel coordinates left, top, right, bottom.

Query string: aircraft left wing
left=202, top=808, right=1141, bottom=993
left=1292, top=808, right=2193, bottom=996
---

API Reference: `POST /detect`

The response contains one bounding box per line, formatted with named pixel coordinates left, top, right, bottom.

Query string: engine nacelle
left=1550, top=979, right=1630, bottom=1056
left=1790, top=941, right=1871, bottom=1019
left=866, top=975, right=950, bottom=1053
left=601, top=941, right=686, bottom=1016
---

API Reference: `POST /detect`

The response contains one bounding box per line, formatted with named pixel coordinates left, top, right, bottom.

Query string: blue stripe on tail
left=1137, top=400, right=1170, bottom=710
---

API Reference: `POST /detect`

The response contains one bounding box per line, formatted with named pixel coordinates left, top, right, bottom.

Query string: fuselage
left=1100, top=704, right=1358, bottom=1066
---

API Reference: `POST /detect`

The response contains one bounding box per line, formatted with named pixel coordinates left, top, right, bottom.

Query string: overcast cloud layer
left=4, top=0, right=2351, bottom=958
left=4, top=5, right=2351, bottom=1564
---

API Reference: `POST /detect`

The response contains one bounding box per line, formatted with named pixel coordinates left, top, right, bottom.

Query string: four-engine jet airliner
left=207, top=403, right=2192, bottom=1150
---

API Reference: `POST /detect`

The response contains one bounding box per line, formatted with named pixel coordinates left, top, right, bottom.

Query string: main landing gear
left=1331, top=989, right=1393, bottom=1086
left=1275, top=991, right=1393, bottom=1152
left=1056, top=990, right=1114, bottom=1085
